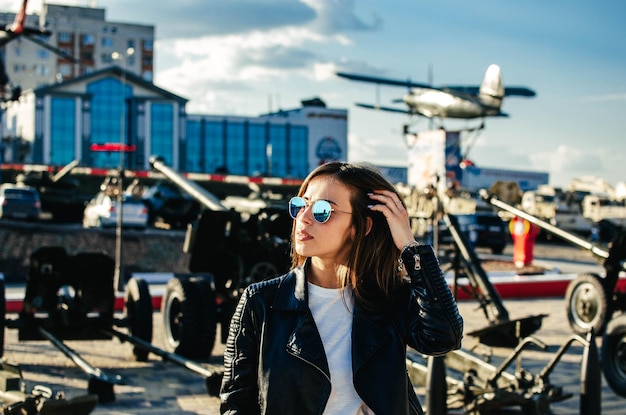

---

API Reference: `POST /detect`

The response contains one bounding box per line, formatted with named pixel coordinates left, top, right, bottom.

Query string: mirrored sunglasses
left=288, top=196, right=350, bottom=223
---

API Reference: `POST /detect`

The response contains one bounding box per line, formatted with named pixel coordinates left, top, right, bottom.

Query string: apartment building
left=0, top=3, right=154, bottom=91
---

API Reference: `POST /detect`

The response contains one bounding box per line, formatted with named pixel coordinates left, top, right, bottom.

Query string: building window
left=206, top=120, right=225, bottom=173
left=50, top=97, right=76, bottom=166
left=247, top=123, right=267, bottom=176
left=269, top=124, right=287, bottom=177
left=151, top=103, right=174, bottom=165
left=81, top=34, right=95, bottom=46
left=58, top=32, right=72, bottom=43
left=127, top=39, right=135, bottom=49
left=35, top=65, right=50, bottom=76
left=288, top=126, right=308, bottom=178
left=143, top=39, right=153, bottom=51
left=101, top=37, right=114, bottom=47
left=101, top=53, right=113, bottom=63
left=80, top=51, right=94, bottom=61
left=37, top=49, right=50, bottom=59
left=58, top=63, right=72, bottom=76
left=186, top=120, right=201, bottom=172
left=226, top=122, right=245, bottom=175
left=87, top=77, right=132, bottom=168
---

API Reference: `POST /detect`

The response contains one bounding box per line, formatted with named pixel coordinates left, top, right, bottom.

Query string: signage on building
left=315, top=136, right=342, bottom=165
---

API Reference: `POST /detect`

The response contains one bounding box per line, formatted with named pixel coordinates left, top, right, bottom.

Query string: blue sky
left=11, top=0, right=626, bottom=188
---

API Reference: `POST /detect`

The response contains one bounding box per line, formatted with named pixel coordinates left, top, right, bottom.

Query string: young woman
left=220, top=162, right=463, bottom=415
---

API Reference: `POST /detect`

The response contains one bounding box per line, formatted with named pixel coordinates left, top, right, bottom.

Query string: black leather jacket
left=220, top=244, right=463, bottom=415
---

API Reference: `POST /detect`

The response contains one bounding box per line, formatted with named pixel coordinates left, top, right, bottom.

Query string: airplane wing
left=336, top=72, right=432, bottom=89
left=355, top=102, right=412, bottom=114
left=337, top=72, right=536, bottom=98
left=503, top=87, right=536, bottom=97
left=441, top=85, right=536, bottom=97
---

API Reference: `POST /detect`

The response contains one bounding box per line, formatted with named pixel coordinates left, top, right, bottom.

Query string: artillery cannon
left=0, top=155, right=296, bottom=410
left=0, top=243, right=226, bottom=407
left=480, top=188, right=626, bottom=397
left=399, top=189, right=608, bottom=413
left=148, top=156, right=293, bottom=356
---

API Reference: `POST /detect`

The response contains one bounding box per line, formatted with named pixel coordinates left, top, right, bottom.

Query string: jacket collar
left=271, top=264, right=309, bottom=311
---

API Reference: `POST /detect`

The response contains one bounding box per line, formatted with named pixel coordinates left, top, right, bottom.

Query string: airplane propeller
left=0, top=0, right=82, bottom=102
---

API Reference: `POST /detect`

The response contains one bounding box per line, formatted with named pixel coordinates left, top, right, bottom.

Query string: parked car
left=0, top=183, right=41, bottom=221
left=455, top=212, right=510, bottom=254
left=82, top=191, right=148, bottom=229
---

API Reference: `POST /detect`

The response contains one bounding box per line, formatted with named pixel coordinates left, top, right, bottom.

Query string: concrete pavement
left=2, top=242, right=624, bottom=414
left=0, top=296, right=624, bottom=414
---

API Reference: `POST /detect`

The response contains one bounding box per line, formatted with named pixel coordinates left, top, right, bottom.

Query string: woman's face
left=293, top=176, right=354, bottom=264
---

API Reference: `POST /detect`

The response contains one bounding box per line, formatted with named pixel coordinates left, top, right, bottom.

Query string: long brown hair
left=290, top=162, right=403, bottom=307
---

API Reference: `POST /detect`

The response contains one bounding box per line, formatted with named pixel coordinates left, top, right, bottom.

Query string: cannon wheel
left=190, top=275, right=217, bottom=359
left=565, top=273, right=610, bottom=335
left=162, top=275, right=216, bottom=359
left=124, top=277, right=154, bottom=361
left=0, top=278, right=4, bottom=358
left=601, top=314, right=626, bottom=397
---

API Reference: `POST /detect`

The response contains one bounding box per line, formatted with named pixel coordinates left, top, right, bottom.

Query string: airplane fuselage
left=403, top=88, right=501, bottom=119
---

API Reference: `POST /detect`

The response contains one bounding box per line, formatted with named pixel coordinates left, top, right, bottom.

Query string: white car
left=83, top=191, right=148, bottom=229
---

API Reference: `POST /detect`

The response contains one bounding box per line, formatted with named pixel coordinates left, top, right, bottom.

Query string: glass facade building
left=185, top=116, right=309, bottom=178
left=4, top=67, right=347, bottom=180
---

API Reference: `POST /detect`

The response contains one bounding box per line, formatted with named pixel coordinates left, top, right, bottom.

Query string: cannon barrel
left=479, top=189, right=609, bottom=262
left=51, top=159, right=80, bottom=183
left=149, top=156, right=228, bottom=212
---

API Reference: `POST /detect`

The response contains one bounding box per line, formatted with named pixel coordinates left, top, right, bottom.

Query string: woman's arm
left=220, top=288, right=261, bottom=414
left=403, top=244, right=464, bottom=356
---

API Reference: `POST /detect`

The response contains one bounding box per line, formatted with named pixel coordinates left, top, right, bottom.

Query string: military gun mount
left=0, top=244, right=225, bottom=408
left=481, top=189, right=626, bottom=398
left=402, top=187, right=608, bottom=413
left=148, top=155, right=293, bottom=356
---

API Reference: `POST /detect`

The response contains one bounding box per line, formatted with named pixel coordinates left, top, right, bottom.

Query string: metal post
left=580, top=330, right=602, bottom=414
left=112, top=47, right=135, bottom=292
left=114, top=167, right=124, bottom=292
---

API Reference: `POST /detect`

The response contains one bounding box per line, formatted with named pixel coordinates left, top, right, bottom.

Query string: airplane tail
left=479, top=64, right=504, bottom=109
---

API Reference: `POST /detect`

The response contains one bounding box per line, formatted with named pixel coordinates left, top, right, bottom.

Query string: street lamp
left=111, top=47, right=135, bottom=292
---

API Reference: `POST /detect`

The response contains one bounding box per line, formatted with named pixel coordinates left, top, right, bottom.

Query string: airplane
left=336, top=64, right=536, bottom=125
left=0, top=0, right=79, bottom=101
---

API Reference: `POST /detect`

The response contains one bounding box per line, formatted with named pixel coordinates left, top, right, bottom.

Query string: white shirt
left=307, top=283, right=373, bottom=415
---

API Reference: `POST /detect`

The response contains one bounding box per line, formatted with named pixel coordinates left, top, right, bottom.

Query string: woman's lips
left=296, top=229, right=313, bottom=241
